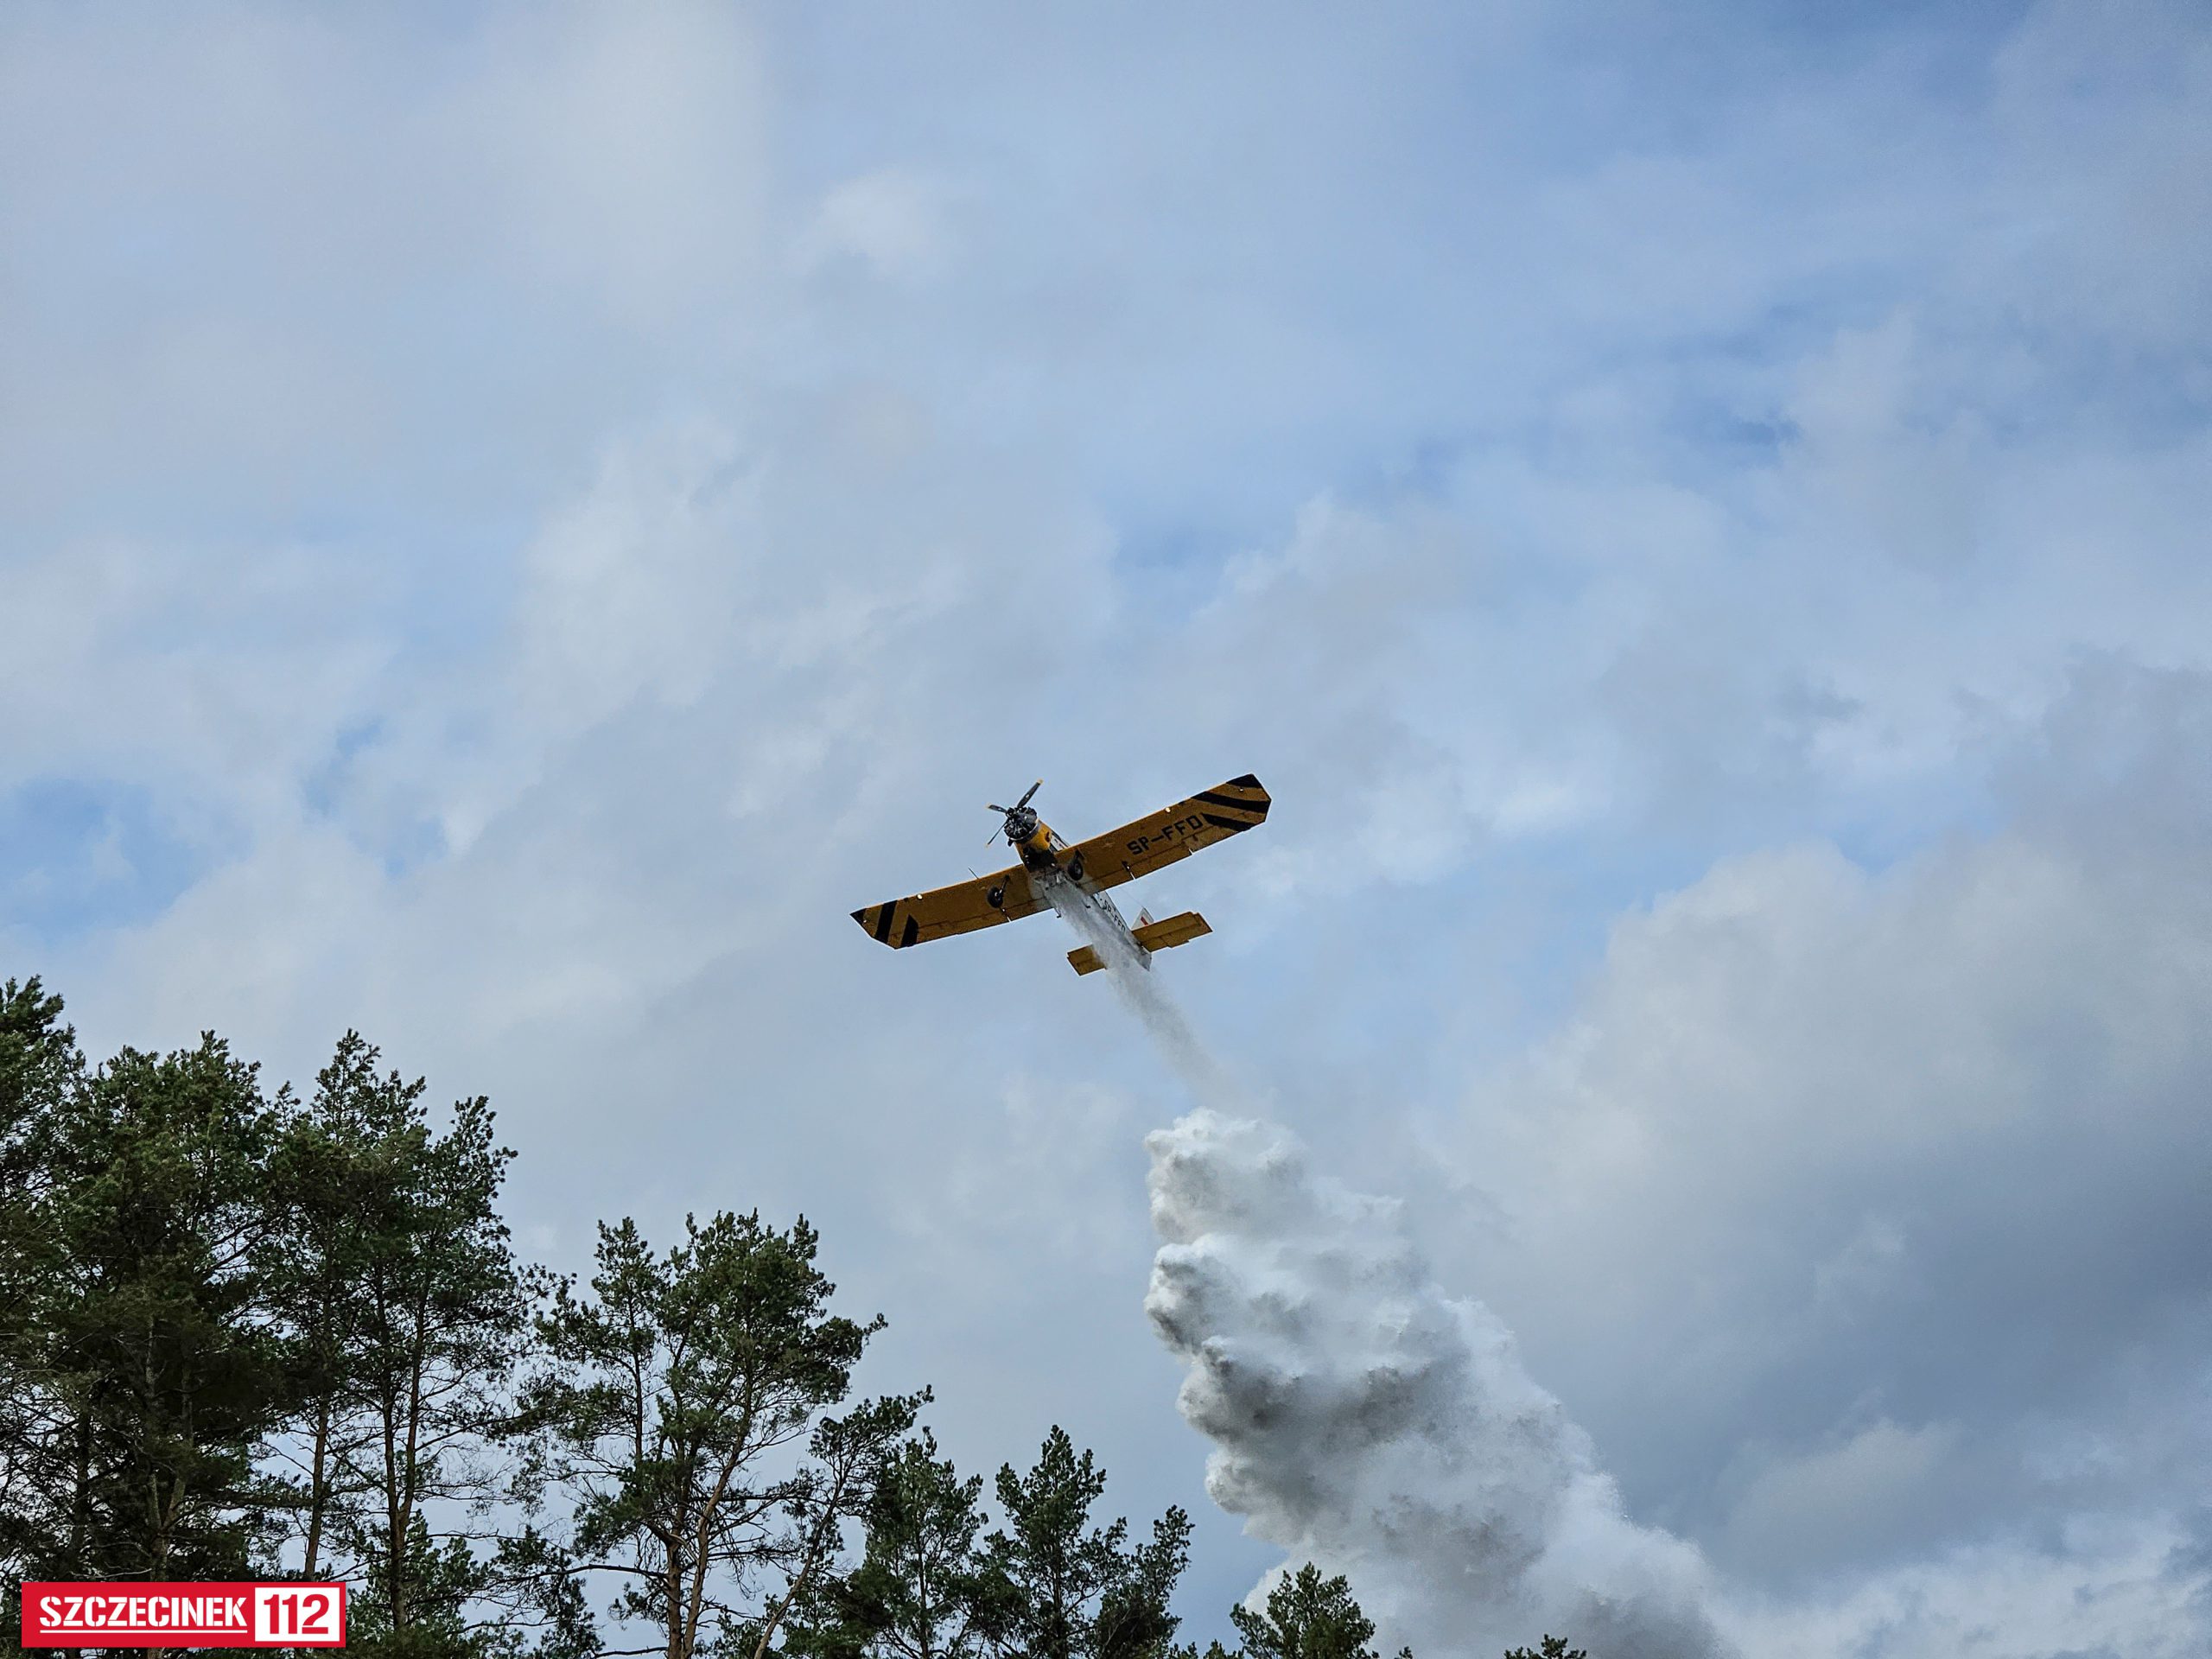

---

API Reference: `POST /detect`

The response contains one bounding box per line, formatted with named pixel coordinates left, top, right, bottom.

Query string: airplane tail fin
left=1065, top=912, right=1211, bottom=977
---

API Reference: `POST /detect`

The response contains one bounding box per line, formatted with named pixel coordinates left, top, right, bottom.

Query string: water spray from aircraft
left=1143, top=1109, right=1731, bottom=1659
left=1041, top=912, right=1730, bottom=1658
left=1037, top=868, right=1240, bottom=1103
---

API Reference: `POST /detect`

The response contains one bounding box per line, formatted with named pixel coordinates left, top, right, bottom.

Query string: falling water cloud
left=1144, top=1109, right=1731, bottom=1659
left=1041, top=897, right=1728, bottom=1656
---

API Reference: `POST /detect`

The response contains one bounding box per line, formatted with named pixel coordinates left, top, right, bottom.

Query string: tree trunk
left=383, top=1379, right=406, bottom=1633
left=68, top=1405, right=90, bottom=1569
left=303, top=1395, right=332, bottom=1577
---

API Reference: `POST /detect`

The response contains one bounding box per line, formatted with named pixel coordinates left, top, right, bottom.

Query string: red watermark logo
left=21, top=1582, right=346, bottom=1647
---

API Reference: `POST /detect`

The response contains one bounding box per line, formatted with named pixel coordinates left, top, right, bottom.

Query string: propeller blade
left=1016, top=778, right=1043, bottom=809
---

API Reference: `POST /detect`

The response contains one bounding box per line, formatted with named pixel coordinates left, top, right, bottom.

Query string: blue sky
left=5, top=3, right=2211, bottom=1653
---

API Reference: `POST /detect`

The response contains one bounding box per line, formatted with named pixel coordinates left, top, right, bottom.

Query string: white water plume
left=1038, top=871, right=1240, bottom=1103
left=1043, top=884, right=1725, bottom=1653
left=1144, top=1111, right=1731, bottom=1658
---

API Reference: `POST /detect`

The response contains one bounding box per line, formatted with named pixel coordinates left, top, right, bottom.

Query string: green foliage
left=783, top=1430, right=1001, bottom=1659
left=262, top=1033, right=528, bottom=1651
left=341, top=1513, right=497, bottom=1659
left=784, top=1424, right=1195, bottom=1659
left=1226, top=1564, right=1380, bottom=1659
left=493, top=1523, right=601, bottom=1659
left=985, top=1427, right=1123, bottom=1659
left=0, top=977, right=83, bottom=1630
left=516, top=1210, right=917, bottom=1659
left=0, top=990, right=542, bottom=1658
left=41, top=1029, right=289, bottom=1578
left=1163, top=1565, right=1407, bottom=1659
left=1502, top=1639, right=1585, bottom=1659
left=982, top=1427, right=1190, bottom=1659
left=1093, top=1503, right=1191, bottom=1659
left=0, top=984, right=328, bottom=1617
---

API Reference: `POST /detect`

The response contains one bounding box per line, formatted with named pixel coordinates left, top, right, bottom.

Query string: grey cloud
left=1429, top=663, right=2212, bottom=1623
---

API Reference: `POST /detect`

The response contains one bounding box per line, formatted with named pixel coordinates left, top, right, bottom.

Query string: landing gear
left=1066, top=852, right=1086, bottom=883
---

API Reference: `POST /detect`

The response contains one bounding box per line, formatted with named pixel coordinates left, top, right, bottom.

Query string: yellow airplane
left=851, top=773, right=1270, bottom=976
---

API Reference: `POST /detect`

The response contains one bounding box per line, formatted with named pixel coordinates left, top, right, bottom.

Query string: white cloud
left=1720, top=1513, right=2211, bottom=1659
left=799, top=168, right=957, bottom=281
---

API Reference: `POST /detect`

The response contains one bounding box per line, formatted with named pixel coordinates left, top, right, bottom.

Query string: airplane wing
left=1063, top=772, right=1270, bottom=892
left=851, top=861, right=1047, bottom=950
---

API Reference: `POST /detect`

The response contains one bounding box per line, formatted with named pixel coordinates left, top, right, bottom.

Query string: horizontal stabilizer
left=1133, top=910, right=1211, bottom=951
left=1067, top=912, right=1211, bottom=976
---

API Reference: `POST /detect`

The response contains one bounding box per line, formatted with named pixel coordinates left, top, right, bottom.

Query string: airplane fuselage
left=1012, top=816, right=1150, bottom=968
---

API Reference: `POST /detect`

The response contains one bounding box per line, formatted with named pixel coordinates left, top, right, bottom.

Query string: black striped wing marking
left=850, top=861, right=1046, bottom=950
left=1065, top=772, right=1270, bottom=891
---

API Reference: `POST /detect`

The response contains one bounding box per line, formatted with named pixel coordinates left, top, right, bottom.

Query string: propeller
left=984, top=779, right=1045, bottom=846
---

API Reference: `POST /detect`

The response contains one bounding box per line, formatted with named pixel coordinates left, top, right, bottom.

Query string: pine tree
left=982, top=1427, right=1191, bottom=1659
left=1092, top=1505, right=1191, bottom=1659
left=784, top=1430, right=1001, bottom=1659
left=1501, top=1641, right=1585, bottom=1659
left=983, top=1428, right=1123, bottom=1659
left=517, top=1211, right=917, bottom=1659
left=1227, top=1565, right=1381, bottom=1659
left=40, top=1032, right=288, bottom=1579
left=0, top=978, right=83, bottom=1618
left=263, top=1033, right=385, bottom=1581
left=264, top=1033, right=530, bottom=1656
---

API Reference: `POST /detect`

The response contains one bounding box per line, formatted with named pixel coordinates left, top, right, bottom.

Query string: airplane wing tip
left=1221, top=772, right=1270, bottom=818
